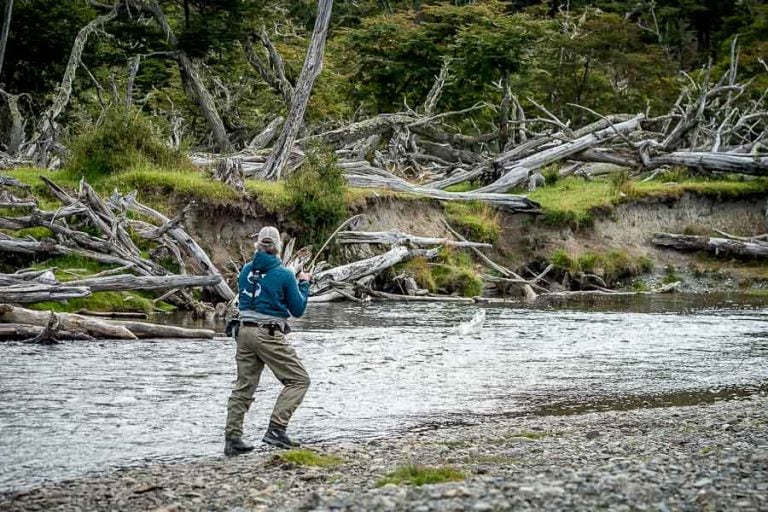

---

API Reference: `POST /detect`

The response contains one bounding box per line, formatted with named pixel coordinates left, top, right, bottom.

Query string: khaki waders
left=225, top=325, right=310, bottom=439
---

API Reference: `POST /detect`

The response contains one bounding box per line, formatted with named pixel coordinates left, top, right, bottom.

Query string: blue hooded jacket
left=237, top=251, right=310, bottom=318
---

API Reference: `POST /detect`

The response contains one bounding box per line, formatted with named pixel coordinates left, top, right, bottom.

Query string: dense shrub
left=285, top=151, right=348, bottom=246
left=66, top=107, right=184, bottom=179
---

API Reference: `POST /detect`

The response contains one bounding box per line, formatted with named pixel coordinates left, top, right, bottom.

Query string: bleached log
left=312, top=246, right=438, bottom=295
left=0, top=237, right=137, bottom=266
left=66, top=274, right=222, bottom=292
left=0, top=304, right=137, bottom=340
left=337, top=230, right=492, bottom=249
left=652, top=232, right=768, bottom=258
left=0, top=284, right=91, bottom=303
left=476, top=116, right=644, bottom=193
left=647, top=152, right=768, bottom=175
left=0, top=323, right=96, bottom=342
left=113, top=321, right=214, bottom=339
left=212, top=157, right=245, bottom=192
left=355, top=285, right=475, bottom=302
left=302, top=114, right=416, bottom=147
left=110, top=191, right=235, bottom=300
left=248, top=117, right=284, bottom=150
left=342, top=161, right=539, bottom=212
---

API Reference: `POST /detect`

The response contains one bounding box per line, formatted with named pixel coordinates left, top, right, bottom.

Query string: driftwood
left=110, top=190, right=235, bottom=300
left=65, top=274, right=222, bottom=292
left=652, top=232, right=768, bottom=258
left=0, top=284, right=91, bottom=303
left=0, top=323, right=94, bottom=342
left=312, top=245, right=438, bottom=296
left=337, top=230, right=492, bottom=249
left=0, top=305, right=215, bottom=340
left=0, top=304, right=137, bottom=339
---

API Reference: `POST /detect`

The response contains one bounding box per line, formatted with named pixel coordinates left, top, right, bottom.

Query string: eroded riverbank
left=2, top=395, right=767, bottom=511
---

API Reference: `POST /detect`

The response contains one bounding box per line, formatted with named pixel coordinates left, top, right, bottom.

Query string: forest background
left=1, top=0, right=765, bottom=155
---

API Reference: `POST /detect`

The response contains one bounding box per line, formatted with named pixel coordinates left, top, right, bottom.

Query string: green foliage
left=285, top=151, right=348, bottom=246
left=377, top=465, right=465, bottom=487
left=277, top=449, right=343, bottom=468
left=339, top=2, right=544, bottom=112
left=549, top=248, right=654, bottom=283
left=66, top=108, right=186, bottom=180
left=431, top=247, right=484, bottom=297
left=29, top=292, right=158, bottom=314
left=444, top=202, right=501, bottom=243
left=399, top=257, right=437, bottom=292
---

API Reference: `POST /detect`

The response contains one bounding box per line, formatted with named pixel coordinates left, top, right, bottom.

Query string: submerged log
left=652, top=232, right=768, bottom=258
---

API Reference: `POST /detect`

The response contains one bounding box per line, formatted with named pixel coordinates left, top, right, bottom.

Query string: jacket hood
left=252, top=251, right=282, bottom=272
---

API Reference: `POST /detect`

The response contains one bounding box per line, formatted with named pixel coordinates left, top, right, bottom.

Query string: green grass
left=376, top=465, right=465, bottom=487
left=549, top=248, right=654, bottom=284
left=29, top=291, right=160, bottom=314
left=529, top=176, right=768, bottom=228
left=431, top=247, right=484, bottom=297
left=277, top=449, right=343, bottom=468
left=444, top=201, right=501, bottom=243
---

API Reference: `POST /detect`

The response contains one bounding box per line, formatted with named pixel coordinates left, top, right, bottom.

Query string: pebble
left=1, top=397, right=767, bottom=512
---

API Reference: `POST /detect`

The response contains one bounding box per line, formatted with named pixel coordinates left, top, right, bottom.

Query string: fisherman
left=224, top=226, right=312, bottom=456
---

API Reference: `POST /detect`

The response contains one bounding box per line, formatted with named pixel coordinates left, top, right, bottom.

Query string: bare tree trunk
left=29, top=7, right=117, bottom=164
left=0, top=0, right=12, bottom=78
left=262, top=0, right=333, bottom=180
left=140, top=1, right=232, bottom=153
left=0, top=88, right=24, bottom=155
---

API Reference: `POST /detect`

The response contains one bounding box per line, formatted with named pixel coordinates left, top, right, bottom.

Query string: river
left=1, top=294, right=767, bottom=492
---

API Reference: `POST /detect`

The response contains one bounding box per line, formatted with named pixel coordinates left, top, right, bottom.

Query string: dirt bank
left=182, top=191, right=768, bottom=291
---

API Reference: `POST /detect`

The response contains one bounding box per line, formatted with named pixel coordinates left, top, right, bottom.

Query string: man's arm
left=284, top=271, right=311, bottom=318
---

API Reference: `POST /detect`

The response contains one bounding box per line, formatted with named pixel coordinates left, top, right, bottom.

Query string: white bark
left=262, top=0, right=333, bottom=179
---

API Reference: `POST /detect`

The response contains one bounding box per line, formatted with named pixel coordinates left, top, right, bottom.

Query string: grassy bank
left=529, top=175, right=768, bottom=228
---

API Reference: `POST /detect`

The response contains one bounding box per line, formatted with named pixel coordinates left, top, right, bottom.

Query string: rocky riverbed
left=2, top=395, right=767, bottom=511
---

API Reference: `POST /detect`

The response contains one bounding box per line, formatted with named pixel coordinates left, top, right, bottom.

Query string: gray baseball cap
left=254, top=226, right=282, bottom=252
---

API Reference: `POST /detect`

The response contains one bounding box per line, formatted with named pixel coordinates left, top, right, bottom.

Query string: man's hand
left=297, top=272, right=312, bottom=282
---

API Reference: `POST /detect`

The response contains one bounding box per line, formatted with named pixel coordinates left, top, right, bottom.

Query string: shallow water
left=1, top=293, right=768, bottom=491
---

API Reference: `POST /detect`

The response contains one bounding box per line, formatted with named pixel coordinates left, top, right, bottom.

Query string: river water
left=2, top=294, right=768, bottom=491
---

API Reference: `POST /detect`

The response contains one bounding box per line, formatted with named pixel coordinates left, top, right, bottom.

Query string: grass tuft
left=377, top=465, right=465, bottom=487
left=277, top=449, right=343, bottom=468
left=444, top=201, right=501, bottom=243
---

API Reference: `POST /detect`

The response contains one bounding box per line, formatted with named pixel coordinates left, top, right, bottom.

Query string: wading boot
left=262, top=422, right=301, bottom=449
left=224, top=437, right=255, bottom=457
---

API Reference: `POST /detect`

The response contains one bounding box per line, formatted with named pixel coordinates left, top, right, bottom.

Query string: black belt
left=240, top=321, right=288, bottom=335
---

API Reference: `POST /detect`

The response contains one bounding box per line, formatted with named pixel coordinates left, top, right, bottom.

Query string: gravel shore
left=2, top=395, right=767, bottom=511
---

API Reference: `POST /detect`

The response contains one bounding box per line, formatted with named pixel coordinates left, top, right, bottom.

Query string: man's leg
left=252, top=326, right=310, bottom=447
left=225, top=326, right=265, bottom=453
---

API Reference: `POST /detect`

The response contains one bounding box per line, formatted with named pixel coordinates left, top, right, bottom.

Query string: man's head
left=254, top=226, right=282, bottom=255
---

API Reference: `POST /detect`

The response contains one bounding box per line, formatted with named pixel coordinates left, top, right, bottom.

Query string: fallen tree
left=0, top=305, right=216, bottom=341
left=652, top=232, right=768, bottom=258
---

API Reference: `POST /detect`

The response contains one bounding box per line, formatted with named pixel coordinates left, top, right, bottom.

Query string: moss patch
left=277, top=449, right=343, bottom=468
left=377, top=465, right=465, bottom=487
left=29, top=291, right=160, bottom=314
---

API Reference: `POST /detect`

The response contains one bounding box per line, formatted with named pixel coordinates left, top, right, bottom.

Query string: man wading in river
left=224, top=226, right=312, bottom=456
